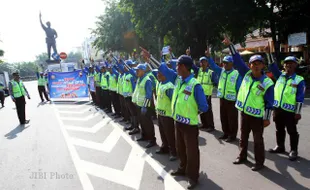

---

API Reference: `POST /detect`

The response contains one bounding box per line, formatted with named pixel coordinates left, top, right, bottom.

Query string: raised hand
left=222, top=35, right=232, bottom=46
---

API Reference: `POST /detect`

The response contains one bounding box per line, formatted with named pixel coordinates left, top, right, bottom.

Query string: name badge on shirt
left=257, top=84, right=265, bottom=91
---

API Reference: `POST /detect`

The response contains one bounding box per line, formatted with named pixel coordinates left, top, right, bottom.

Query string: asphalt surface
left=0, top=81, right=309, bottom=190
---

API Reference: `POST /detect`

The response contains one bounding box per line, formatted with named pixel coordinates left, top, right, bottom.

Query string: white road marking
left=52, top=104, right=94, bottom=190
left=58, top=107, right=93, bottom=114
left=54, top=102, right=92, bottom=109
left=70, top=129, right=121, bottom=152
left=54, top=101, right=185, bottom=190
left=65, top=118, right=112, bottom=133
left=113, top=122, right=185, bottom=190
left=60, top=112, right=100, bottom=121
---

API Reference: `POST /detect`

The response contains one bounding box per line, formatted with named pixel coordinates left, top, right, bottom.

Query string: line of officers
left=84, top=39, right=306, bottom=189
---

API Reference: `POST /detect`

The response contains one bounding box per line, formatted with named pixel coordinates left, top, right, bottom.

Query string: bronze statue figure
left=39, top=12, right=58, bottom=60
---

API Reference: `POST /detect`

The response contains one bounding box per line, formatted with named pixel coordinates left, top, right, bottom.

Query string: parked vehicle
left=0, top=71, right=10, bottom=96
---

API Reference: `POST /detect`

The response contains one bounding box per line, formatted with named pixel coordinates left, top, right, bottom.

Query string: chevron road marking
left=58, top=107, right=93, bottom=114
left=60, top=112, right=101, bottom=121
left=54, top=102, right=92, bottom=109
left=79, top=148, right=145, bottom=189
left=65, top=117, right=112, bottom=133
left=53, top=101, right=185, bottom=190
left=112, top=122, right=185, bottom=190
left=69, top=129, right=121, bottom=152
left=52, top=103, right=94, bottom=190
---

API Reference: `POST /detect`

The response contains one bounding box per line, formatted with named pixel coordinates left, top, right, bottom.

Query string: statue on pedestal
left=39, top=12, right=58, bottom=61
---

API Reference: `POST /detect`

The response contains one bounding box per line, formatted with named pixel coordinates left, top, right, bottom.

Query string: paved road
left=0, top=81, right=309, bottom=190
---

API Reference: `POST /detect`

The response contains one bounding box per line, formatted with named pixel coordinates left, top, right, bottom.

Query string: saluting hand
left=263, top=120, right=270, bottom=128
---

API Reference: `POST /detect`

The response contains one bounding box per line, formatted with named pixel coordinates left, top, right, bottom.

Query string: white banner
left=288, top=32, right=307, bottom=46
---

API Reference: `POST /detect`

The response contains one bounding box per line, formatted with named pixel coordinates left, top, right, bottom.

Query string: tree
left=0, top=49, right=4, bottom=63
left=120, top=0, right=259, bottom=58
left=92, top=2, right=138, bottom=53
left=254, top=0, right=310, bottom=60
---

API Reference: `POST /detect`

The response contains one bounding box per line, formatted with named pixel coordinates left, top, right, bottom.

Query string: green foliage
left=92, top=2, right=136, bottom=52
left=93, top=0, right=309, bottom=60
left=0, top=61, right=37, bottom=77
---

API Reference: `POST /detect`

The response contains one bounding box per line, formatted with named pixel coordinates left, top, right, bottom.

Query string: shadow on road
left=244, top=140, right=310, bottom=189
left=4, top=125, right=29, bottom=139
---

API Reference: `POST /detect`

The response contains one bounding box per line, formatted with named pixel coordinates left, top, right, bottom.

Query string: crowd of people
left=5, top=37, right=306, bottom=189
left=81, top=37, right=306, bottom=189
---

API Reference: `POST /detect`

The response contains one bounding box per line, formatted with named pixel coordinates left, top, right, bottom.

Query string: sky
left=0, top=0, right=106, bottom=63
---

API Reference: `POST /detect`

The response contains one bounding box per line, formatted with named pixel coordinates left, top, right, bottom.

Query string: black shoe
left=111, top=113, right=117, bottom=116
left=187, top=179, right=198, bottom=189
left=125, top=126, right=134, bottom=131
left=205, top=127, right=215, bottom=132
left=25, top=120, right=30, bottom=124
left=251, top=164, right=264, bottom=171
left=289, top=150, right=298, bottom=161
left=136, top=137, right=146, bottom=141
left=155, top=148, right=169, bottom=154
left=120, top=118, right=127, bottom=122
left=114, top=115, right=121, bottom=119
left=169, top=155, right=177, bottom=161
left=233, top=157, right=247, bottom=164
left=268, top=146, right=285, bottom=154
left=171, top=169, right=185, bottom=176
left=219, top=134, right=228, bottom=140
left=225, top=137, right=236, bottom=142
left=129, top=128, right=140, bottom=135
left=105, top=110, right=112, bottom=113
left=145, top=141, right=156, bottom=148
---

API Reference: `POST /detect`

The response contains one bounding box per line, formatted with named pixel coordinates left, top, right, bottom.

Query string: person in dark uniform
left=132, top=63, right=156, bottom=148
left=208, top=54, right=242, bottom=142
left=223, top=37, right=274, bottom=171
left=100, top=65, right=112, bottom=113
left=8, top=72, right=31, bottom=125
left=36, top=72, right=50, bottom=102
left=108, top=65, right=121, bottom=117
left=170, top=55, right=208, bottom=189
left=155, top=63, right=177, bottom=161
left=267, top=53, right=306, bottom=161
left=0, top=81, right=5, bottom=107
left=87, top=66, right=97, bottom=104
left=193, top=56, right=217, bottom=132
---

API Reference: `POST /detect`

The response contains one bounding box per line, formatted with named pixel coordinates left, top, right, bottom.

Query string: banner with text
left=48, top=70, right=88, bottom=98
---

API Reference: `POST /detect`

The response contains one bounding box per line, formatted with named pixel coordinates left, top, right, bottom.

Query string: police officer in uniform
left=267, top=54, right=306, bottom=161
left=170, top=55, right=208, bottom=189
left=87, top=66, right=96, bottom=104
left=122, top=61, right=140, bottom=134
left=108, top=64, right=121, bottom=117
left=117, top=64, right=130, bottom=123
left=100, top=65, right=112, bottom=113
left=37, top=72, right=50, bottom=102
left=224, top=38, right=274, bottom=171
left=208, top=54, right=242, bottom=141
left=0, top=81, right=5, bottom=107
left=132, top=63, right=156, bottom=148
left=9, top=72, right=31, bottom=125
left=195, top=56, right=217, bottom=131
left=94, top=66, right=102, bottom=107
left=155, top=63, right=177, bottom=161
